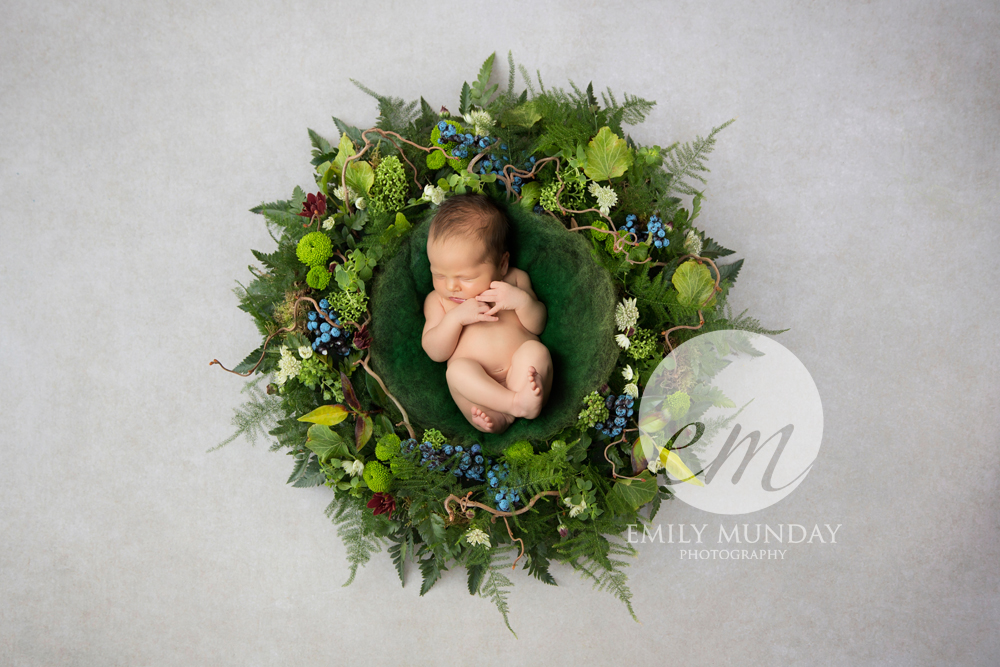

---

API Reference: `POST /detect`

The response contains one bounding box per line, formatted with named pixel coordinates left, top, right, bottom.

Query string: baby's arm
left=421, top=293, right=463, bottom=363
left=512, top=271, right=547, bottom=336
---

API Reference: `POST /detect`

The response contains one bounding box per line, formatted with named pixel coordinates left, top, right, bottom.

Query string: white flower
left=274, top=346, right=302, bottom=386
left=422, top=184, right=446, bottom=205
left=565, top=497, right=588, bottom=518
left=354, top=197, right=366, bottom=210
left=647, top=454, right=664, bottom=475
left=342, top=459, right=364, bottom=477
left=622, top=364, right=634, bottom=381
left=684, top=230, right=703, bottom=256
left=465, top=527, right=491, bottom=549
left=332, top=184, right=358, bottom=202
left=588, top=181, right=618, bottom=216
left=462, top=108, right=495, bottom=137
left=321, top=217, right=335, bottom=231
left=615, top=297, right=639, bottom=332
left=615, top=333, right=631, bottom=350
left=298, top=345, right=313, bottom=360
left=624, top=382, right=639, bottom=399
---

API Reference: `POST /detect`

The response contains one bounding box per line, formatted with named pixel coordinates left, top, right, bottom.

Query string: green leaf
left=609, top=472, right=658, bottom=510
left=355, top=415, right=373, bottom=451
left=583, top=126, right=633, bottom=182
left=502, top=100, right=542, bottom=128
left=345, top=159, right=374, bottom=196
left=298, top=404, right=350, bottom=426
left=672, top=260, right=716, bottom=308
left=467, top=562, right=486, bottom=595
left=331, top=133, right=356, bottom=179
left=419, top=554, right=443, bottom=596
left=304, top=424, right=351, bottom=462
left=459, top=82, right=472, bottom=117
left=519, top=181, right=542, bottom=209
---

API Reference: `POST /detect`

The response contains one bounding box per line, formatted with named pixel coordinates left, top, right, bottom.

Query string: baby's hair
left=428, top=193, right=510, bottom=268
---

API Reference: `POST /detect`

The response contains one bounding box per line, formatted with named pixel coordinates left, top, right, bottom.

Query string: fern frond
left=662, top=118, right=735, bottom=198
left=350, top=79, right=420, bottom=134
left=209, top=376, right=282, bottom=452
left=478, top=544, right=518, bottom=636
left=325, top=494, right=387, bottom=586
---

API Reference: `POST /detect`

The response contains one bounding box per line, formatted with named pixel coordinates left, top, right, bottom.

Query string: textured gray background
left=2, top=0, right=998, bottom=665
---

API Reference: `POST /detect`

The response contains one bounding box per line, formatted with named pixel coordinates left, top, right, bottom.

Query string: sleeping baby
left=420, top=193, right=553, bottom=434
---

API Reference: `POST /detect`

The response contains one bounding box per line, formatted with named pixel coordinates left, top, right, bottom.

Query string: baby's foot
left=470, top=405, right=513, bottom=434
left=510, top=365, right=544, bottom=419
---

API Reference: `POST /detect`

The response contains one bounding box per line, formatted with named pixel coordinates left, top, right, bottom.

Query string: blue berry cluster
left=648, top=214, right=669, bottom=249
left=594, top=394, right=636, bottom=438
left=486, top=462, right=522, bottom=512
left=436, top=120, right=496, bottom=164
left=623, top=214, right=640, bottom=242
left=306, top=299, right=351, bottom=356
left=401, top=438, right=488, bottom=482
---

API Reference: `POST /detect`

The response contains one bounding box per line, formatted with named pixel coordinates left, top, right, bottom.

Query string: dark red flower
left=299, top=192, right=327, bottom=219
left=353, top=323, right=372, bottom=350
left=367, top=492, right=396, bottom=516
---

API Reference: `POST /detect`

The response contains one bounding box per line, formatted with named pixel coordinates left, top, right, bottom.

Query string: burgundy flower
left=353, top=323, right=372, bottom=350
left=367, top=492, right=396, bottom=516
left=298, top=192, right=327, bottom=219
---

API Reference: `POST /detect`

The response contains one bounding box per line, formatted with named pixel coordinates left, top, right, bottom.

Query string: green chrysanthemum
left=375, top=433, right=402, bottom=461
left=626, top=327, right=659, bottom=360
left=306, top=265, right=332, bottom=290
left=503, top=440, right=534, bottom=465
left=368, top=155, right=407, bottom=215
left=296, top=231, right=333, bottom=267
left=363, top=460, right=392, bottom=493
left=666, top=391, right=691, bottom=421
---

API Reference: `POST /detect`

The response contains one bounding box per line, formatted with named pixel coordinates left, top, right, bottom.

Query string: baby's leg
left=504, top=340, right=554, bottom=420
left=446, top=359, right=516, bottom=434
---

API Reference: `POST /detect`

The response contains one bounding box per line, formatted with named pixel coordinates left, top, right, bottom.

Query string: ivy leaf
left=583, top=126, right=633, bottom=182
left=304, top=424, right=351, bottom=462
left=609, top=471, right=658, bottom=510
left=502, top=100, right=542, bottom=128
left=355, top=415, right=373, bottom=451
left=345, top=159, right=374, bottom=196
left=331, top=134, right=356, bottom=179
left=298, top=404, right=350, bottom=426
left=340, top=371, right=362, bottom=411
left=672, top=260, right=716, bottom=308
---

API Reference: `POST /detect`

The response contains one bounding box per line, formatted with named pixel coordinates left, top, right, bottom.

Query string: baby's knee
left=516, top=340, right=552, bottom=366
left=446, top=357, right=478, bottom=382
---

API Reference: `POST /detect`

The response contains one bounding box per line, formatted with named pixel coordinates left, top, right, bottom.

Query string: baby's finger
left=486, top=305, right=500, bottom=316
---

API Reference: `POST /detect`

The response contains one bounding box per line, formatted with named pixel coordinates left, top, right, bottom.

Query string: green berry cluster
left=627, top=328, right=659, bottom=360
left=296, top=231, right=333, bottom=267
left=577, top=390, right=610, bottom=428
left=327, top=289, right=368, bottom=323
left=363, top=461, right=392, bottom=493
left=298, top=357, right=344, bottom=402
left=368, top=155, right=407, bottom=214
left=540, top=169, right=587, bottom=212
left=421, top=428, right=447, bottom=450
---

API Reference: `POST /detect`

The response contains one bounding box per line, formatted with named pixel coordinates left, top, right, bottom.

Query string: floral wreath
left=211, top=53, right=778, bottom=635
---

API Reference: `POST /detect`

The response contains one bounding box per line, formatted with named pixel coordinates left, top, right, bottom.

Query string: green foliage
left=368, top=155, right=408, bottom=215
left=210, top=376, right=282, bottom=452
left=326, top=493, right=388, bottom=586
left=661, top=118, right=735, bottom=198
left=476, top=545, right=518, bottom=636
left=350, top=79, right=420, bottom=134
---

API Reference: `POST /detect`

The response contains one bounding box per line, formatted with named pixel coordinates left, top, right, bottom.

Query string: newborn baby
left=421, top=193, right=553, bottom=434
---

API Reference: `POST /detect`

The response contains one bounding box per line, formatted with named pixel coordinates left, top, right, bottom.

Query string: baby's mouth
left=449, top=296, right=466, bottom=303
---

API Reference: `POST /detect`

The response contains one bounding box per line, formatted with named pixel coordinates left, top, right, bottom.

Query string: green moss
left=503, top=440, right=534, bottom=465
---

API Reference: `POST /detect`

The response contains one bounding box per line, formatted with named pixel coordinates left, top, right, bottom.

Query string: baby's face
left=427, top=234, right=508, bottom=305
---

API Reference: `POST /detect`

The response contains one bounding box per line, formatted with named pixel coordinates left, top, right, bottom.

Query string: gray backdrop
left=2, top=0, right=998, bottom=665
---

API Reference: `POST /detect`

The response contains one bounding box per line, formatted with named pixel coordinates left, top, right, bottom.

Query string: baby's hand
left=451, top=297, right=500, bottom=326
left=476, top=281, right=529, bottom=316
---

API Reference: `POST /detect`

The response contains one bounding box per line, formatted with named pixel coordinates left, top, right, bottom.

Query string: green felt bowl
left=370, top=200, right=619, bottom=454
